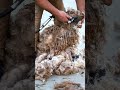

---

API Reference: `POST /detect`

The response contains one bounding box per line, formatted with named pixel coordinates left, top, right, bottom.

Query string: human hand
left=55, top=10, right=71, bottom=23
left=77, top=12, right=85, bottom=28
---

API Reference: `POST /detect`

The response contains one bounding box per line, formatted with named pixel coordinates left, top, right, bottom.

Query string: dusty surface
left=35, top=70, right=85, bottom=90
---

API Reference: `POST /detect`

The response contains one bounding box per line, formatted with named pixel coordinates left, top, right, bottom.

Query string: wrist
left=51, top=9, right=60, bottom=17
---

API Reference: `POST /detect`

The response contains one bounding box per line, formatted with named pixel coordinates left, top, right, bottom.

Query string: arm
left=36, top=0, right=71, bottom=22
left=36, top=0, right=60, bottom=17
left=75, top=0, right=85, bottom=28
left=75, top=0, right=85, bottom=13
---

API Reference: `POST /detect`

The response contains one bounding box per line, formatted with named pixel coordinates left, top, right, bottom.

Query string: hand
left=55, top=10, right=71, bottom=23
left=77, top=12, right=85, bottom=28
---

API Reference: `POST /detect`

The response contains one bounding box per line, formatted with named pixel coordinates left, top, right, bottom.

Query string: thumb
left=66, top=14, right=71, bottom=19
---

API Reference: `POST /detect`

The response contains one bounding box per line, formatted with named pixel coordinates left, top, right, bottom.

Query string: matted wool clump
left=38, top=26, right=78, bottom=55
left=54, top=81, right=84, bottom=90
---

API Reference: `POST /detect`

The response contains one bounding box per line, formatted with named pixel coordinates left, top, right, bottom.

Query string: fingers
left=77, top=21, right=82, bottom=28
left=57, top=11, right=71, bottom=23
left=77, top=19, right=84, bottom=28
left=66, top=14, right=71, bottom=20
left=63, top=13, right=71, bottom=22
left=77, top=12, right=85, bottom=28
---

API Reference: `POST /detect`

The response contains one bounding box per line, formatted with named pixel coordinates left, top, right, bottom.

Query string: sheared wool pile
left=54, top=81, right=84, bottom=90
left=35, top=48, right=85, bottom=81
left=35, top=9, right=85, bottom=81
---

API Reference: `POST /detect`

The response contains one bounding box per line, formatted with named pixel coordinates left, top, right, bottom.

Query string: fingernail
left=70, top=17, right=72, bottom=19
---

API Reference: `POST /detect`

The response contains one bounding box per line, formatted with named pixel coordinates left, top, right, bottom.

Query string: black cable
left=0, top=0, right=25, bottom=18
left=35, top=15, right=55, bottom=33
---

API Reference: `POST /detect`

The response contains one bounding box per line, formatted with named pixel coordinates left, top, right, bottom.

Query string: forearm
left=36, top=0, right=60, bottom=16
left=75, top=0, right=85, bottom=13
